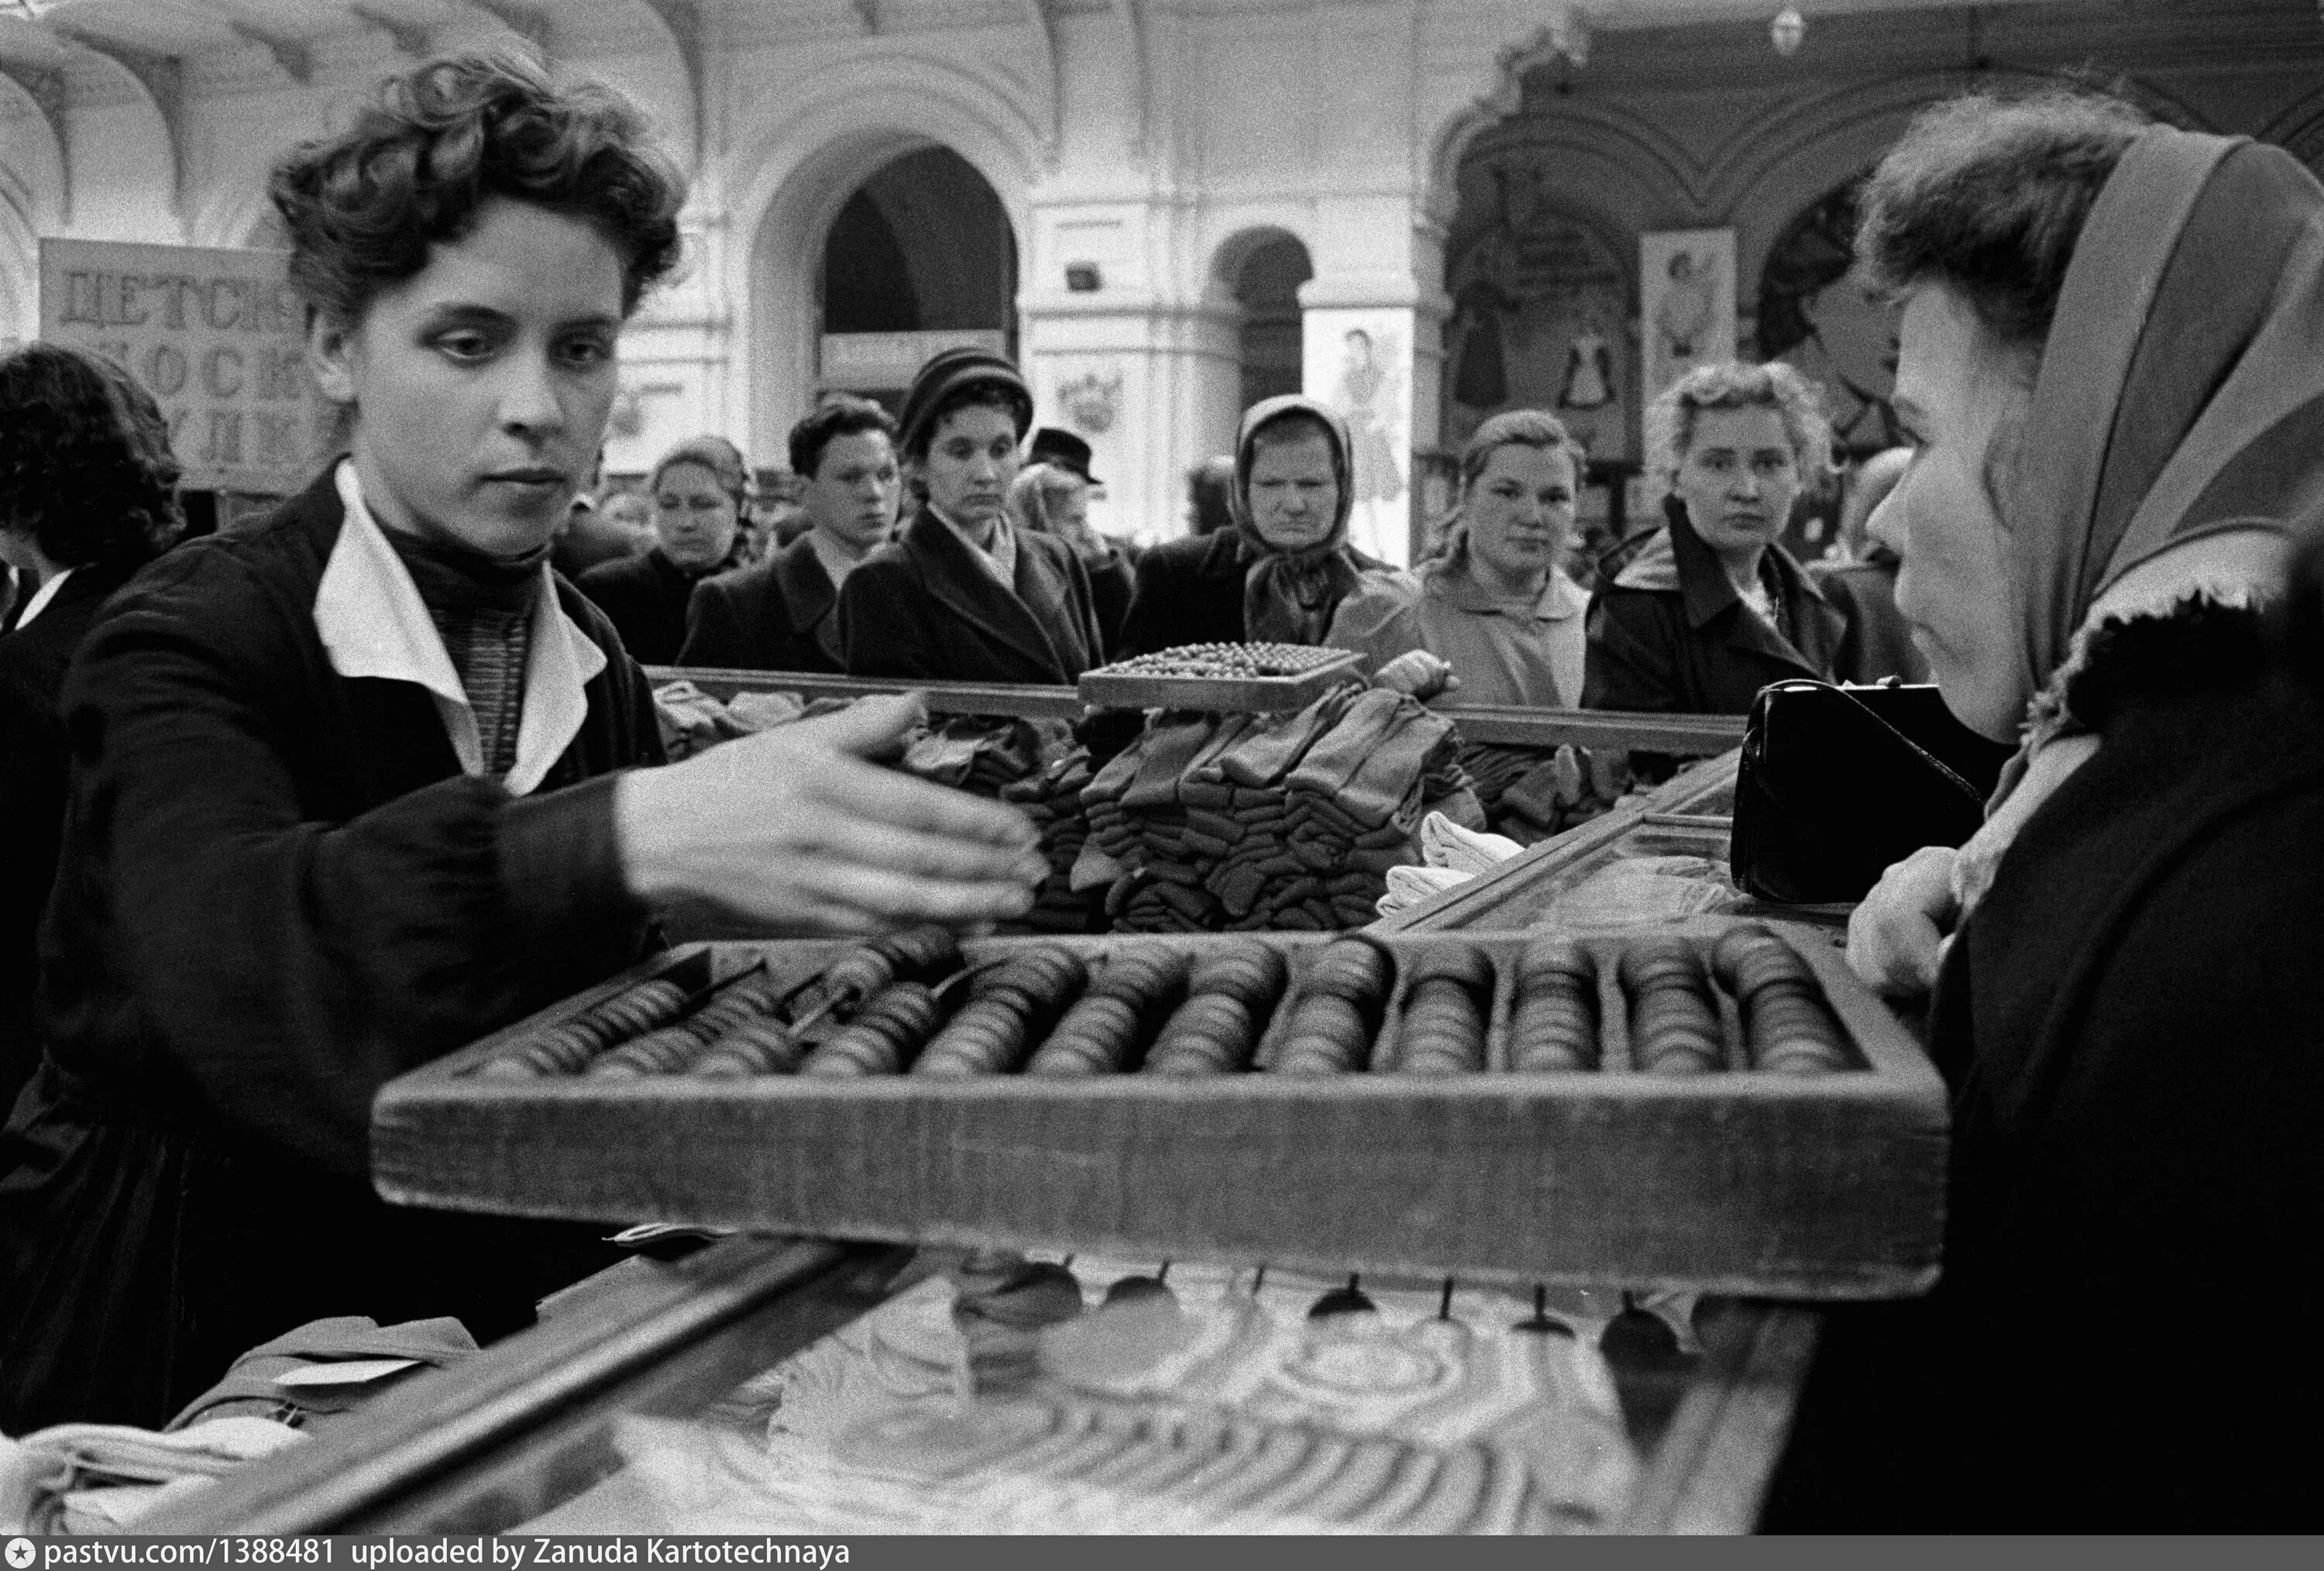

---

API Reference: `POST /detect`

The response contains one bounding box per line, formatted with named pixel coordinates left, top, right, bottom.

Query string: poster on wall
left=1440, top=163, right=1635, bottom=465
left=1303, top=308, right=1411, bottom=567
left=38, top=238, right=327, bottom=495
left=1640, top=228, right=1736, bottom=400
left=1757, top=176, right=1904, bottom=454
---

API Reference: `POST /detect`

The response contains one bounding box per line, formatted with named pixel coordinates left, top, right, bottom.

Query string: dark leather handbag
left=1729, top=679, right=2017, bottom=905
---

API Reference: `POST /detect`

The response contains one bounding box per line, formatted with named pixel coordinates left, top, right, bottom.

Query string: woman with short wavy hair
left=1582, top=360, right=1848, bottom=716
left=0, top=51, right=1045, bottom=1433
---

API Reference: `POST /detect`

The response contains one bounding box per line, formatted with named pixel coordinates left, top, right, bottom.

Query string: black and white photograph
left=0, top=0, right=2318, bottom=1542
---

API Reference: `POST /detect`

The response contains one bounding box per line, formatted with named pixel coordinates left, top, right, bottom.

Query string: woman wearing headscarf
left=1325, top=408, right=1590, bottom=708
left=1581, top=360, right=1848, bottom=714
left=1119, top=396, right=1409, bottom=655
left=577, top=434, right=748, bottom=663
left=837, top=348, right=1103, bottom=684
left=0, top=345, right=186, bottom=1119
left=1770, top=92, right=2324, bottom=1530
left=1006, top=460, right=1136, bottom=658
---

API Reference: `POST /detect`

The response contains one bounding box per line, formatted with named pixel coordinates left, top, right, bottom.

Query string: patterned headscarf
left=1231, top=395, right=1391, bottom=645
left=2006, top=126, right=2324, bottom=719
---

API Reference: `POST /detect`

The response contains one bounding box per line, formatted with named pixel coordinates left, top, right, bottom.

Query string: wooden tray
left=373, top=922, right=1943, bottom=1301
left=1077, top=648, right=1363, bottom=711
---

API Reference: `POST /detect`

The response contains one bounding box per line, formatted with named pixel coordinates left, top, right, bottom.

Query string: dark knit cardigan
left=0, top=466, right=663, bottom=1432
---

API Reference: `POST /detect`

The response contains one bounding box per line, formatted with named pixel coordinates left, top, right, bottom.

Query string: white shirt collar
left=314, top=461, right=605, bottom=796
left=12, top=565, right=75, bottom=631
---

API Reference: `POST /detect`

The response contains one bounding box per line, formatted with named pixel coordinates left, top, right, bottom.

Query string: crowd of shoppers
left=2, top=43, right=2319, bottom=1532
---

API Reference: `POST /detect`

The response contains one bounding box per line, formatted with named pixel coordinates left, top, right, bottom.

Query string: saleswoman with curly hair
left=0, top=52, right=1047, bottom=1433
left=0, top=343, right=185, bottom=1122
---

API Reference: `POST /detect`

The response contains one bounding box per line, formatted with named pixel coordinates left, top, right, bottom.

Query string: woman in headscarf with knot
left=1772, top=88, right=2324, bottom=1531
left=1118, top=396, right=1411, bottom=656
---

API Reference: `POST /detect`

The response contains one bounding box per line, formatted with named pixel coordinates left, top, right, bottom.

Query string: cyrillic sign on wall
left=39, top=238, right=328, bottom=495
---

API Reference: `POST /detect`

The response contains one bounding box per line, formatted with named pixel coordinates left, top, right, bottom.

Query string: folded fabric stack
left=896, top=714, right=1071, bottom=795
left=996, top=750, right=1103, bottom=935
left=1076, top=689, right=1463, bottom=933
left=1457, top=741, right=1630, bottom=844
left=651, top=680, right=851, bottom=760
left=0, top=1416, right=305, bottom=1535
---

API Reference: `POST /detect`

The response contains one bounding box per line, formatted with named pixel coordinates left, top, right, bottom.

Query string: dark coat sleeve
left=836, top=552, right=942, bottom=679
left=1088, top=552, right=1137, bottom=658
left=39, top=546, right=653, bottom=1179
left=1580, top=589, right=1687, bottom=712
left=0, top=657, right=65, bottom=1111
left=1118, top=536, right=1245, bottom=656
left=576, top=552, right=689, bottom=665
left=677, top=574, right=758, bottom=669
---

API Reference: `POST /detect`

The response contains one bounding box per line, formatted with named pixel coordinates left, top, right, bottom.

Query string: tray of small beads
left=371, top=920, right=1946, bottom=1300
left=1077, top=642, right=1365, bottom=711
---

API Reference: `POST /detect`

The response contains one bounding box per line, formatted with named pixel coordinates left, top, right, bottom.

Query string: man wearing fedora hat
left=1012, top=427, right=1139, bottom=656
left=837, top=349, right=1104, bottom=684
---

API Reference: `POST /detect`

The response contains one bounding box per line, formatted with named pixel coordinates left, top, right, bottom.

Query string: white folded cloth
left=0, top=1416, right=304, bottom=1535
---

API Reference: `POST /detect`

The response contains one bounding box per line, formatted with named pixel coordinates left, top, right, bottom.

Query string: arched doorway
left=816, top=146, right=1017, bottom=411
left=1230, top=232, right=1312, bottom=413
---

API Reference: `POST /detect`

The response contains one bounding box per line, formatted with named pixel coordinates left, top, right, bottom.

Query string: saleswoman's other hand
left=616, top=693, right=1049, bottom=934
left=1373, top=650, right=1461, bottom=702
left=1846, top=845, right=1960, bottom=997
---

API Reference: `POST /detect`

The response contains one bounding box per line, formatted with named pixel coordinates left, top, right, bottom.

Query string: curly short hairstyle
left=269, top=51, right=686, bottom=328
left=0, top=343, right=185, bottom=571
left=1459, top=408, right=1583, bottom=493
left=1855, top=90, right=2148, bottom=356
left=789, top=396, right=898, bottom=480
left=1645, top=361, right=1835, bottom=493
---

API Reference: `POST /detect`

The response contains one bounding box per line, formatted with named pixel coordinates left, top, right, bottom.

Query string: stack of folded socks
left=997, top=751, right=1103, bottom=934
left=1075, top=688, right=1464, bottom=933
left=1456, top=741, right=1628, bottom=844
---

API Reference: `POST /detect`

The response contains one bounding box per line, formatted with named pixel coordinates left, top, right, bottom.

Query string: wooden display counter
left=143, top=733, right=1865, bottom=1538
left=151, top=1236, right=1820, bottom=1536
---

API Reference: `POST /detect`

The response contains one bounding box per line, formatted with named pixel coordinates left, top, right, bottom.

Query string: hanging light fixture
left=1772, top=5, right=1807, bottom=57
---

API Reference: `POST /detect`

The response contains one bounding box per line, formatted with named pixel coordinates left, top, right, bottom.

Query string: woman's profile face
left=1872, top=285, right=2030, bottom=741
left=1465, top=443, right=1576, bottom=585
left=652, top=460, right=739, bottom=571
left=1044, top=476, right=1092, bottom=538
left=1673, top=404, right=1802, bottom=563
left=311, top=196, right=623, bottom=557
left=916, top=403, right=1020, bottom=528
left=1246, top=428, right=1341, bottom=552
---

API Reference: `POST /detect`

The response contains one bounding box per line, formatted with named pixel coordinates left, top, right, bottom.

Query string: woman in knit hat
left=837, top=346, right=1104, bottom=683
left=576, top=433, right=749, bottom=663
left=1118, top=395, right=1411, bottom=656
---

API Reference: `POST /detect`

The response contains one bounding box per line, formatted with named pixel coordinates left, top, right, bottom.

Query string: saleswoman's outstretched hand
left=614, top=693, right=1049, bottom=934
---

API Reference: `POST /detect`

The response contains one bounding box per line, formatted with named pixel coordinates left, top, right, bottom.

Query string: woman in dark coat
left=1772, top=93, right=2324, bottom=1529
left=578, top=435, right=747, bottom=664
left=679, top=397, right=899, bottom=672
left=837, top=349, right=1104, bottom=685
left=1118, top=396, right=1407, bottom=656
left=0, top=345, right=186, bottom=1122
left=0, top=53, right=1045, bottom=1435
left=1582, top=361, right=1846, bottom=713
